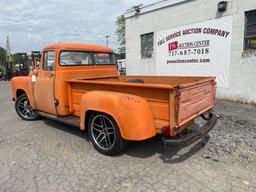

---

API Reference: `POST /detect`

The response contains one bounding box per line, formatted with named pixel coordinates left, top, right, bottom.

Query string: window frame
left=140, top=32, right=154, bottom=59
left=244, top=9, right=256, bottom=51
left=43, top=51, right=55, bottom=71
left=58, top=50, right=115, bottom=67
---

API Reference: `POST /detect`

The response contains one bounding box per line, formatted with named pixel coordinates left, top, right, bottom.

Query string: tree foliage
left=12, top=53, right=22, bottom=64
left=116, top=15, right=125, bottom=59
left=0, top=47, right=6, bottom=65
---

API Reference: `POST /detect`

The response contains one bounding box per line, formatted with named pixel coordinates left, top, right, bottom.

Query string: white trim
left=124, top=0, right=190, bottom=18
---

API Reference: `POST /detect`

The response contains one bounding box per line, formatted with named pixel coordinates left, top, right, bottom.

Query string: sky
left=0, top=0, right=156, bottom=53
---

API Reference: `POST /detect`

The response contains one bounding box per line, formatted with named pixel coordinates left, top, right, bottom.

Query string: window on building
left=141, top=32, right=154, bottom=58
left=245, top=10, right=256, bottom=50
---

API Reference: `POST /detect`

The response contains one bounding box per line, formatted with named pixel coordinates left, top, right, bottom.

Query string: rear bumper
left=163, top=113, right=217, bottom=147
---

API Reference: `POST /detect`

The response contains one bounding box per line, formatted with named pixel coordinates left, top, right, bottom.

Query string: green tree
left=13, top=53, right=21, bottom=64
left=0, top=47, right=6, bottom=65
left=116, top=15, right=126, bottom=59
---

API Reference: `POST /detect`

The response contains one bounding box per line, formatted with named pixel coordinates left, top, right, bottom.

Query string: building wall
left=125, top=0, right=256, bottom=102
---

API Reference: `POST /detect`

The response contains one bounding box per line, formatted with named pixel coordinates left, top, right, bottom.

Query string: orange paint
left=11, top=43, right=216, bottom=141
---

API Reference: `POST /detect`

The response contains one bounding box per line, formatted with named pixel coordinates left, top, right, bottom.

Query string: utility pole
left=6, top=36, right=11, bottom=64
left=105, top=35, right=110, bottom=47
left=5, top=36, right=11, bottom=71
left=4, top=36, right=11, bottom=80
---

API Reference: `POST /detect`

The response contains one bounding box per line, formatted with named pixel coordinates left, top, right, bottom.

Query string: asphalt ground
left=0, top=81, right=255, bottom=192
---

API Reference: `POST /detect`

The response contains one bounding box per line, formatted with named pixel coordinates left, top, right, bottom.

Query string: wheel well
left=16, top=89, right=26, bottom=98
left=84, top=110, right=117, bottom=130
left=85, top=110, right=95, bottom=129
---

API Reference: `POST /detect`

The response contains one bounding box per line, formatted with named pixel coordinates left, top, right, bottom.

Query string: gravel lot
left=0, top=81, right=256, bottom=192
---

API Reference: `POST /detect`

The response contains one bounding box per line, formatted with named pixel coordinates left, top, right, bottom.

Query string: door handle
left=47, top=72, right=55, bottom=78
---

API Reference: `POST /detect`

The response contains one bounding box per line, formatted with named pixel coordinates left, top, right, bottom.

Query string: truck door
left=33, top=51, right=57, bottom=115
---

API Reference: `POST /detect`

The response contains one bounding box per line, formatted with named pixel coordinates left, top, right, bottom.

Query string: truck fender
left=80, top=91, right=156, bottom=141
left=11, top=77, right=34, bottom=107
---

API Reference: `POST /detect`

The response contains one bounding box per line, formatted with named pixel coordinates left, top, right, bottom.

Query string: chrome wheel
left=16, top=94, right=38, bottom=120
left=90, top=114, right=116, bottom=150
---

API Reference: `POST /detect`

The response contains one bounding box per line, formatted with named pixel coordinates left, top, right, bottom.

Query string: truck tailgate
left=177, top=78, right=215, bottom=126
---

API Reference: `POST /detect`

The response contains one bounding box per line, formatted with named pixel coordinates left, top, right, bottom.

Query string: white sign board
left=156, top=16, right=233, bottom=88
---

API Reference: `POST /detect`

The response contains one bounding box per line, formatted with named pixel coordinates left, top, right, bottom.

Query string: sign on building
left=156, top=16, right=233, bottom=88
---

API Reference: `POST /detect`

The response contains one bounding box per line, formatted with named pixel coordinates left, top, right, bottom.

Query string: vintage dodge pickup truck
left=11, top=43, right=217, bottom=155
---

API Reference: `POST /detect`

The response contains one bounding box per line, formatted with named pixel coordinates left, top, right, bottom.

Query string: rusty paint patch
left=120, top=96, right=140, bottom=103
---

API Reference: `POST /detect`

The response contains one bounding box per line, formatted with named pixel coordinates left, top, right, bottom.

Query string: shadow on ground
left=124, top=135, right=209, bottom=164
left=43, top=118, right=208, bottom=164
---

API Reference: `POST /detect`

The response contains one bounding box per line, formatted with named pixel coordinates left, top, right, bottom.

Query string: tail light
left=161, top=126, right=170, bottom=137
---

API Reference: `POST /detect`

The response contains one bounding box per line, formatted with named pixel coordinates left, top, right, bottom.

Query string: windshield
left=59, top=51, right=114, bottom=66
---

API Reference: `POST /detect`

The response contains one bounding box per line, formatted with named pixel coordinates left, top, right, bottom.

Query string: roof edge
left=43, top=43, right=113, bottom=52
left=124, top=0, right=190, bottom=18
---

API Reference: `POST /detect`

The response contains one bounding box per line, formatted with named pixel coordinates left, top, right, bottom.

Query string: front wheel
left=15, top=94, right=39, bottom=121
left=88, top=113, right=127, bottom=156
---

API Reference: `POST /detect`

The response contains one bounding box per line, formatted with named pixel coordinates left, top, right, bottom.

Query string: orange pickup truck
left=11, top=43, right=217, bottom=156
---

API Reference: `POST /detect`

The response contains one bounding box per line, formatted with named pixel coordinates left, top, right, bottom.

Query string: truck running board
left=37, top=112, right=80, bottom=128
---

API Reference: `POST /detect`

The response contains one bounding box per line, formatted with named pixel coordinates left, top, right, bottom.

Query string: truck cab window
left=94, top=53, right=113, bottom=65
left=59, top=51, right=114, bottom=66
left=60, top=51, right=93, bottom=66
left=44, top=51, right=55, bottom=71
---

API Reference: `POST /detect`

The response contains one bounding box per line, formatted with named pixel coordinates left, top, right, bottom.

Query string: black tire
left=126, top=79, right=144, bottom=83
left=15, top=94, right=39, bottom=121
left=88, top=112, right=127, bottom=156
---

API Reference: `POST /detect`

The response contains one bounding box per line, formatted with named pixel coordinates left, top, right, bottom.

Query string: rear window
left=94, top=53, right=112, bottom=65
left=59, top=51, right=114, bottom=66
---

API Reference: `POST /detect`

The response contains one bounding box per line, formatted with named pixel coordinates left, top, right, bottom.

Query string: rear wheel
left=88, top=113, right=126, bottom=156
left=15, top=94, right=39, bottom=121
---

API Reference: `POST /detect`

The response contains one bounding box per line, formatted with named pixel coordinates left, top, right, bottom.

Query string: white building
left=124, top=0, right=256, bottom=103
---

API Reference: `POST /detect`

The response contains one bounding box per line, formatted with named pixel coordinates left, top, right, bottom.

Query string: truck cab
left=12, top=43, right=118, bottom=116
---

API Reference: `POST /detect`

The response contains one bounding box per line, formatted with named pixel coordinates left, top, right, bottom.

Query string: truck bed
left=66, top=76, right=215, bottom=135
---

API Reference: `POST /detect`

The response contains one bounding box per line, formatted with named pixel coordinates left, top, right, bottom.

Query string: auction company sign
left=156, top=16, right=233, bottom=88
